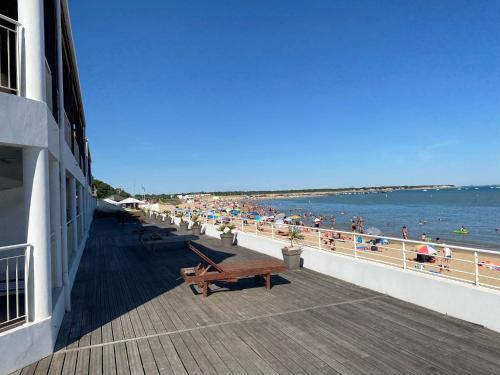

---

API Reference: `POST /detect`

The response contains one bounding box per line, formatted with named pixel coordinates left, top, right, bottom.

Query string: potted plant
left=176, top=212, right=189, bottom=231
left=162, top=210, right=171, bottom=223
left=191, top=214, right=202, bottom=235
left=218, top=223, right=235, bottom=248
left=281, top=227, right=304, bottom=270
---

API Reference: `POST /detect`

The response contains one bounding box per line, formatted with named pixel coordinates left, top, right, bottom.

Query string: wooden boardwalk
left=13, top=214, right=500, bottom=374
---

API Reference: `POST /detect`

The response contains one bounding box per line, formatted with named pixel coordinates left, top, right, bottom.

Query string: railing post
left=474, top=251, right=479, bottom=286
left=271, top=224, right=275, bottom=239
left=353, top=235, right=358, bottom=258
left=402, top=242, right=407, bottom=270
left=255, top=221, right=258, bottom=235
left=318, top=230, right=321, bottom=250
left=241, top=218, right=244, bottom=231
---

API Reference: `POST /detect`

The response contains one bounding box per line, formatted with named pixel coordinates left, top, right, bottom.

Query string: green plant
left=288, top=227, right=304, bottom=248
left=218, top=223, right=236, bottom=234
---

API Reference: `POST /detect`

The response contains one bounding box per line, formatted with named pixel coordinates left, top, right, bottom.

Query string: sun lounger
left=180, top=242, right=286, bottom=297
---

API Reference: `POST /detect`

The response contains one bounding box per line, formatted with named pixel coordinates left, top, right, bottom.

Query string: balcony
left=0, top=14, right=20, bottom=95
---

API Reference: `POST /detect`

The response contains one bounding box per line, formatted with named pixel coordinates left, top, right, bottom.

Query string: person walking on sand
left=442, top=244, right=452, bottom=271
left=402, top=226, right=408, bottom=240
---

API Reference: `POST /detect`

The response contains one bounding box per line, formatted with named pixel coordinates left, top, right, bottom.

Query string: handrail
left=0, top=13, right=21, bottom=27
left=0, top=243, right=31, bottom=252
left=156, top=208, right=500, bottom=290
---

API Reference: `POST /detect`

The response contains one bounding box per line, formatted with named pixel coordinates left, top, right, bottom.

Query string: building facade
left=0, top=1, right=95, bottom=373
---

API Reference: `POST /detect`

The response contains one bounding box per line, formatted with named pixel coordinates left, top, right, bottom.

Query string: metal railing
left=0, top=243, right=31, bottom=332
left=143, top=207, right=500, bottom=290
left=240, top=219, right=500, bottom=290
left=182, top=210, right=500, bottom=291
left=0, top=13, right=21, bottom=95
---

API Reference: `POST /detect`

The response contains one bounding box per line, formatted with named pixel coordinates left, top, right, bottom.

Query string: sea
left=259, top=186, right=500, bottom=250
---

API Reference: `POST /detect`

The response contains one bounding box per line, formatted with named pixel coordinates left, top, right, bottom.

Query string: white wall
left=0, top=317, right=54, bottom=375
left=0, top=187, right=26, bottom=246
left=201, top=224, right=500, bottom=333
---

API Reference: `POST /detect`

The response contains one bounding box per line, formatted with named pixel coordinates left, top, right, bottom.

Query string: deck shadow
left=54, top=211, right=243, bottom=350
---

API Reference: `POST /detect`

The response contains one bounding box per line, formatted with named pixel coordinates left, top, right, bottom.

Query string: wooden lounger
left=180, top=242, right=286, bottom=297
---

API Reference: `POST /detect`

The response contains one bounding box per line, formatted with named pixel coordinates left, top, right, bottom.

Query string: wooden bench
left=180, top=242, right=286, bottom=297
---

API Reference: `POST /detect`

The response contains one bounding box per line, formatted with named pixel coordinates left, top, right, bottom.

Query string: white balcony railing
left=0, top=13, right=21, bottom=95
left=0, top=243, right=31, bottom=332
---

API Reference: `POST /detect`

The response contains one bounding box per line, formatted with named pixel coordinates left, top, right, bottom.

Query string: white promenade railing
left=0, top=243, right=31, bottom=331
left=238, top=219, right=500, bottom=290
left=0, top=13, right=21, bottom=95
left=143, top=207, right=500, bottom=290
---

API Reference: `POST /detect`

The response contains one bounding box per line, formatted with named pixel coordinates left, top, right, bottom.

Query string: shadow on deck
left=13, top=212, right=500, bottom=375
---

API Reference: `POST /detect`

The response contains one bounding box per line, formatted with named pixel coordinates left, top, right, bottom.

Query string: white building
left=0, top=1, right=95, bottom=373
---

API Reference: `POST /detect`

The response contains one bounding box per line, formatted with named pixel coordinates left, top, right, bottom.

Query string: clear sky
left=70, top=0, right=500, bottom=194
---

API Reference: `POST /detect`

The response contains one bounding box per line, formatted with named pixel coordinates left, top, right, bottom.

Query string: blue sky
left=71, top=0, right=500, bottom=194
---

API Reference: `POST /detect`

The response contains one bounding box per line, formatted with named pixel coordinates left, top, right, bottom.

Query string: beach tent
left=117, top=197, right=145, bottom=209
left=103, top=198, right=120, bottom=206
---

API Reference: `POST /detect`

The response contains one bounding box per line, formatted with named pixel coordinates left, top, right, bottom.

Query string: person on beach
left=421, top=233, right=427, bottom=241
left=351, top=220, right=357, bottom=232
left=314, top=217, right=321, bottom=229
left=326, top=228, right=335, bottom=250
left=402, top=226, right=408, bottom=240
left=331, top=216, right=336, bottom=227
left=441, top=244, right=452, bottom=271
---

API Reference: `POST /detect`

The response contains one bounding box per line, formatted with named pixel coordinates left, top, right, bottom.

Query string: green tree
left=93, top=178, right=130, bottom=199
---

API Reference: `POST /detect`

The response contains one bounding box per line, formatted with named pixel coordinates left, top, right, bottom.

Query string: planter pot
left=178, top=221, right=189, bottom=232
left=220, top=233, right=234, bottom=248
left=192, top=225, right=202, bottom=235
left=281, top=247, right=302, bottom=270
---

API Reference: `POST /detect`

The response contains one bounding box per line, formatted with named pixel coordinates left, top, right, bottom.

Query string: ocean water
left=259, top=186, right=500, bottom=250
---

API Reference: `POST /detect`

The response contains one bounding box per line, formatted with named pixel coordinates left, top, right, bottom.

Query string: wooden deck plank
left=13, top=215, right=500, bottom=375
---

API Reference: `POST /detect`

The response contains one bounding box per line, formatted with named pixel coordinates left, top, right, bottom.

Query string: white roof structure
left=118, top=197, right=145, bottom=205
left=103, top=198, right=120, bottom=205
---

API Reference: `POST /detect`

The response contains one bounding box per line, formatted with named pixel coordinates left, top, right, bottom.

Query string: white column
left=77, top=183, right=83, bottom=243
left=23, top=147, right=52, bottom=321
left=49, top=159, right=62, bottom=288
left=18, top=0, right=46, bottom=102
left=69, top=177, right=77, bottom=258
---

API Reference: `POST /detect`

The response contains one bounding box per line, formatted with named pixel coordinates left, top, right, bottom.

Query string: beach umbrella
left=254, top=216, right=262, bottom=221
left=366, top=227, right=382, bottom=236
left=416, top=244, right=437, bottom=255
left=250, top=211, right=260, bottom=216
left=288, top=215, right=302, bottom=220
left=275, top=213, right=285, bottom=221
